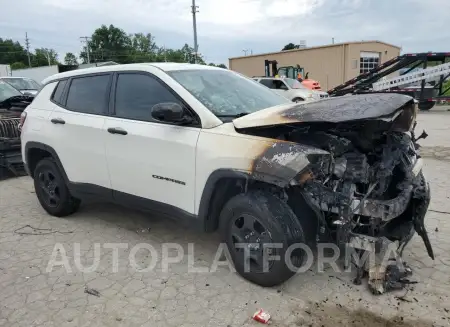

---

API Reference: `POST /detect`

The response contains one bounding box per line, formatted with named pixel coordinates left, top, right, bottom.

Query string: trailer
left=328, top=52, right=450, bottom=110
left=10, top=62, right=118, bottom=84
left=11, top=65, right=78, bottom=84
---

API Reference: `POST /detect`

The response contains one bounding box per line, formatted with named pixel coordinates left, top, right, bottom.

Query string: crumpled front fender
left=250, top=141, right=329, bottom=187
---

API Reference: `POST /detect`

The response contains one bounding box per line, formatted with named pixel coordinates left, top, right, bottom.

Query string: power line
left=25, top=32, right=31, bottom=67
left=79, top=36, right=91, bottom=64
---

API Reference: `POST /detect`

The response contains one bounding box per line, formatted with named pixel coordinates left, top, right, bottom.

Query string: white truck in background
left=11, top=65, right=62, bottom=84
left=10, top=62, right=118, bottom=83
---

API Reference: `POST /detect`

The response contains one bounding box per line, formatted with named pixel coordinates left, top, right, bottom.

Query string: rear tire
left=293, top=97, right=304, bottom=103
left=33, top=158, right=80, bottom=217
left=219, top=191, right=310, bottom=287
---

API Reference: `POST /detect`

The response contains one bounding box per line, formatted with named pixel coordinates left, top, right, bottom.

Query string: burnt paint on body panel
left=280, top=94, right=414, bottom=124
left=233, top=93, right=415, bottom=130
left=250, top=141, right=329, bottom=187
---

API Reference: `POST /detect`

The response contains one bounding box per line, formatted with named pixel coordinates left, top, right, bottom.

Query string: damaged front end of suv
left=234, top=94, right=432, bottom=292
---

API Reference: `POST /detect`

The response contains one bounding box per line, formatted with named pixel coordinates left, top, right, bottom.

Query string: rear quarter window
left=51, top=79, right=67, bottom=106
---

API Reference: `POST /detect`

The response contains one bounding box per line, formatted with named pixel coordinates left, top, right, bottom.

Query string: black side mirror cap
left=151, top=102, right=188, bottom=124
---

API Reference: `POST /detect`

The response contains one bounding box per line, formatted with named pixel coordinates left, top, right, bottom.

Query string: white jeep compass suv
left=20, top=63, right=433, bottom=287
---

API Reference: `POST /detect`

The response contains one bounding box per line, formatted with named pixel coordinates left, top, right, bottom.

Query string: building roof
left=229, top=40, right=401, bottom=60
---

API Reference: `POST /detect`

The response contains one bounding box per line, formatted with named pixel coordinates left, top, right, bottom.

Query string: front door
left=104, top=72, right=200, bottom=214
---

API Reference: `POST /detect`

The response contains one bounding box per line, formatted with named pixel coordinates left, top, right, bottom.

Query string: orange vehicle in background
left=278, top=65, right=322, bottom=90
left=260, top=60, right=323, bottom=91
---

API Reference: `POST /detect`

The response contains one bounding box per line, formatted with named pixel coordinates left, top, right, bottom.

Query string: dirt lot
left=1, top=107, right=450, bottom=327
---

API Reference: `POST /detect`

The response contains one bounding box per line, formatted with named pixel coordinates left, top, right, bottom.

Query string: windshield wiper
left=216, top=112, right=250, bottom=118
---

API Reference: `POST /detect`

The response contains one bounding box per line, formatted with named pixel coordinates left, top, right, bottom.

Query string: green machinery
left=277, top=65, right=307, bottom=80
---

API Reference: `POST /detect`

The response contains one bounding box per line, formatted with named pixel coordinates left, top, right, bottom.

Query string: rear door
left=104, top=71, right=200, bottom=214
left=46, top=74, right=112, bottom=190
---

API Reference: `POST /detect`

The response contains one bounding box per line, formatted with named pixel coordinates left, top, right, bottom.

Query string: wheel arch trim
left=24, top=141, right=69, bottom=182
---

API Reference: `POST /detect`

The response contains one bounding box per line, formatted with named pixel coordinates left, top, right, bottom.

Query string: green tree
left=10, top=62, right=27, bottom=70
left=80, top=24, right=133, bottom=64
left=208, top=63, right=227, bottom=68
left=128, top=33, right=158, bottom=62
left=32, top=48, right=59, bottom=67
left=282, top=43, right=299, bottom=51
left=0, top=38, right=28, bottom=67
left=64, top=52, right=78, bottom=65
left=443, top=79, right=450, bottom=96
left=131, top=33, right=157, bottom=53
left=79, top=24, right=208, bottom=65
left=178, top=43, right=205, bottom=64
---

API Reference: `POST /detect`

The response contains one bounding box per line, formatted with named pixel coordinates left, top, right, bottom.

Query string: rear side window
left=114, top=73, right=182, bottom=121
left=66, top=74, right=110, bottom=115
left=51, top=80, right=67, bottom=105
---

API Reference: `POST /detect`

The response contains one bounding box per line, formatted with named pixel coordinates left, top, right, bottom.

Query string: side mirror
left=151, top=102, right=192, bottom=124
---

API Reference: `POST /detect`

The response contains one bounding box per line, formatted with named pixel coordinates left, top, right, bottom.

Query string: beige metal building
left=229, top=41, right=401, bottom=90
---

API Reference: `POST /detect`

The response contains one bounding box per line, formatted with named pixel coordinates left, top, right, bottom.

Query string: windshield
left=3, top=77, right=41, bottom=90
left=284, top=78, right=306, bottom=89
left=0, top=80, right=22, bottom=103
left=167, top=69, right=290, bottom=118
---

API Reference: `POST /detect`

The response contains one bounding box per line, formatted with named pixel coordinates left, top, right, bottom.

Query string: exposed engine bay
left=236, top=95, right=433, bottom=293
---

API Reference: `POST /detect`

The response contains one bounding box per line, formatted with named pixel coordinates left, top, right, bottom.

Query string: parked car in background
left=253, top=77, right=328, bottom=102
left=0, top=79, right=33, bottom=176
left=0, top=77, right=42, bottom=96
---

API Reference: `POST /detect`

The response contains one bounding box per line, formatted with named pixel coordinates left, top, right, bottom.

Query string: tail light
left=18, top=111, right=27, bottom=133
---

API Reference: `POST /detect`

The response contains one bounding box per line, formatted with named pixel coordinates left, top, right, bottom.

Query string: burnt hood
left=233, top=93, right=415, bottom=129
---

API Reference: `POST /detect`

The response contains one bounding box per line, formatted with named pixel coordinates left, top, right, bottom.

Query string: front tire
left=33, top=158, right=80, bottom=217
left=293, top=97, right=304, bottom=103
left=219, top=191, right=309, bottom=287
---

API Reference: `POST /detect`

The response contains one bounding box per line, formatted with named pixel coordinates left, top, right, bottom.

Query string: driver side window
left=273, top=80, right=288, bottom=90
left=115, top=73, right=185, bottom=122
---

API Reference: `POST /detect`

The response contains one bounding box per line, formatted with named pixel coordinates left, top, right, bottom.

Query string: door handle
left=51, top=118, right=65, bottom=124
left=107, top=127, right=128, bottom=135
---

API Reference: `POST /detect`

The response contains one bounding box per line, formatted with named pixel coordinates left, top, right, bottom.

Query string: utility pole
left=191, top=0, right=199, bottom=64
left=25, top=32, right=31, bottom=67
left=332, top=37, right=335, bottom=44
left=242, top=49, right=248, bottom=56
left=46, top=51, right=51, bottom=66
left=79, top=36, right=91, bottom=64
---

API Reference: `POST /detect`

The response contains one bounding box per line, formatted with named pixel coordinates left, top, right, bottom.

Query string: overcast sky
left=1, top=0, right=449, bottom=64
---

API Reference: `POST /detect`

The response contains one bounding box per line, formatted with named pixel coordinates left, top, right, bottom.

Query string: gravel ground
left=0, top=108, right=450, bottom=327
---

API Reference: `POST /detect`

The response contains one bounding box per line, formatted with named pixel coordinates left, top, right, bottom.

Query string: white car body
left=21, top=63, right=293, bottom=215
left=20, top=63, right=431, bottom=288
left=253, top=77, right=328, bottom=102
